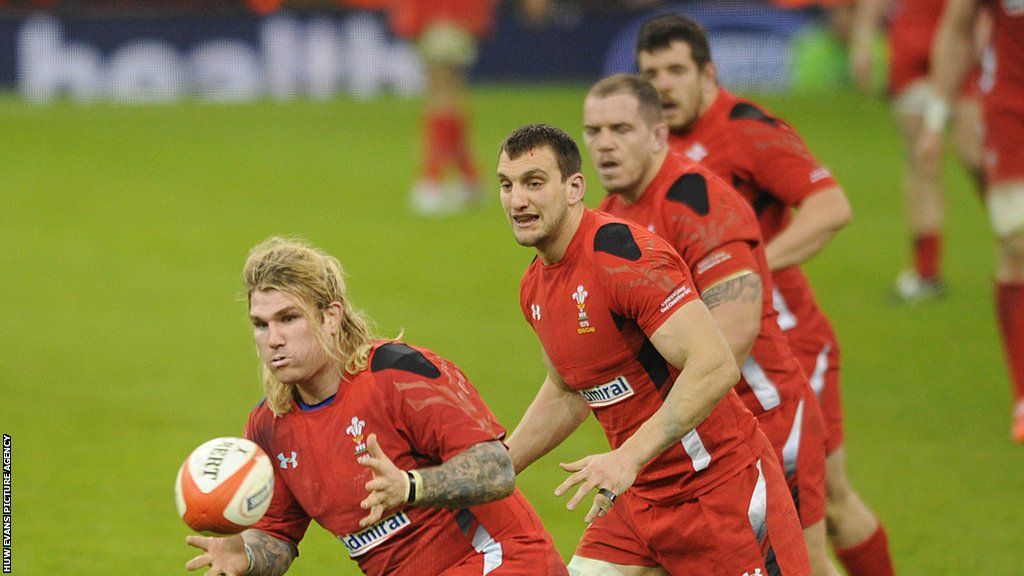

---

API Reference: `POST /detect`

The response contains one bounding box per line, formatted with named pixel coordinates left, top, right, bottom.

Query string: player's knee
left=987, top=185, right=1024, bottom=240
left=567, top=556, right=627, bottom=576
left=989, top=185, right=1024, bottom=279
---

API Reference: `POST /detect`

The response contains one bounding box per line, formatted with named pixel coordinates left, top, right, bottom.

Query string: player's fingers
left=565, top=479, right=598, bottom=511
left=185, top=535, right=211, bottom=551
left=553, top=470, right=584, bottom=497
left=185, top=553, right=212, bottom=571
left=583, top=500, right=606, bottom=524
left=360, top=490, right=385, bottom=510
left=366, top=433, right=385, bottom=459
left=358, top=504, right=385, bottom=528
left=365, top=477, right=389, bottom=493
left=558, top=455, right=589, bottom=473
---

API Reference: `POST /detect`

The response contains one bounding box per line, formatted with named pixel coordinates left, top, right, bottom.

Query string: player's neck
left=622, top=149, right=669, bottom=205
left=537, top=206, right=584, bottom=265
left=294, top=361, right=343, bottom=405
left=698, top=84, right=719, bottom=118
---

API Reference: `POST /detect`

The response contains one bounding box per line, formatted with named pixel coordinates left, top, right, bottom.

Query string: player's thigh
left=823, top=444, right=865, bottom=506
left=952, top=96, right=984, bottom=170
left=567, top=556, right=668, bottom=576
left=803, top=519, right=839, bottom=576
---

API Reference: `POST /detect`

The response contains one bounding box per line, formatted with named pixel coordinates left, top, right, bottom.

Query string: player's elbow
left=710, top=342, right=741, bottom=401
left=491, top=451, right=517, bottom=499
left=818, top=186, right=853, bottom=232
left=481, top=442, right=517, bottom=499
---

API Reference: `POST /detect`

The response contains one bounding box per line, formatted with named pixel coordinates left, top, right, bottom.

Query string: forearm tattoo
left=701, top=273, right=762, bottom=310
left=417, top=441, right=515, bottom=509
left=242, top=529, right=298, bottom=576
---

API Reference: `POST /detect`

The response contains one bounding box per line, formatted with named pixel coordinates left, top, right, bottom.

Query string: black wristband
left=406, top=470, right=418, bottom=504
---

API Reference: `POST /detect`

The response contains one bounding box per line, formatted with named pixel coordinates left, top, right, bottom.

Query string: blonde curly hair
left=243, top=236, right=375, bottom=416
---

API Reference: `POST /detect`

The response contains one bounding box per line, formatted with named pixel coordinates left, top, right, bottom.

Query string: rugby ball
left=175, top=437, right=274, bottom=534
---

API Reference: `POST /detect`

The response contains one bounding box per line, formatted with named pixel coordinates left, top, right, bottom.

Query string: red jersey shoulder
left=654, top=158, right=761, bottom=255
left=587, top=211, right=682, bottom=268
left=586, top=212, right=696, bottom=310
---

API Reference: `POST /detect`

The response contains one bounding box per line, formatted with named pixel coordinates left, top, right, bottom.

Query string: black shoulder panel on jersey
left=594, top=222, right=642, bottom=261
left=610, top=310, right=628, bottom=331
left=728, top=102, right=777, bottom=126
left=751, top=191, right=777, bottom=216
left=665, top=173, right=710, bottom=216
left=371, top=343, right=442, bottom=379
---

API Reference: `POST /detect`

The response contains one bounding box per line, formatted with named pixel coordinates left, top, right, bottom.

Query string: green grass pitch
left=1, top=84, right=1021, bottom=574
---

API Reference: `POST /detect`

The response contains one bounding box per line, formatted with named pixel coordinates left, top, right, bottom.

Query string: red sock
left=996, top=282, right=1024, bottom=404
left=423, top=111, right=456, bottom=182
left=913, top=233, right=941, bottom=280
left=447, top=113, right=478, bottom=184
left=835, top=524, right=895, bottom=576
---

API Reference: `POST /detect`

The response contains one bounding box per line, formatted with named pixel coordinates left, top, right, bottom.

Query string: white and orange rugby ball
left=174, top=437, right=274, bottom=534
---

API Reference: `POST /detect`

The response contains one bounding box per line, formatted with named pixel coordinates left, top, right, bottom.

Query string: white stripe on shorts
left=741, top=356, right=782, bottom=411
left=781, top=399, right=805, bottom=477
left=681, top=428, right=712, bottom=471
left=808, top=344, right=831, bottom=396
left=747, top=459, right=768, bottom=543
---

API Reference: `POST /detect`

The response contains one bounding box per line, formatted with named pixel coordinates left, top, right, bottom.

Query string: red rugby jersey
left=599, top=153, right=810, bottom=418
left=245, top=341, right=563, bottom=576
left=667, top=88, right=838, bottom=353
left=519, top=209, right=763, bottom=503
left=988, top=0, right=1024, bottom=109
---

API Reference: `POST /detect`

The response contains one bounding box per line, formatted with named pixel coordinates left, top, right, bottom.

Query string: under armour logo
left=531, top=304, right=541, bottom=320
left=277, top=451, right=298, bottom=469
left=742, top=569, right=763, bottom=576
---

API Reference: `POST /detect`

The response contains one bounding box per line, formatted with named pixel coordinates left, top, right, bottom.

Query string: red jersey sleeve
left=735, top=113, right=837, bottom=206
left=244, top=406, right=312, bottom=547
left=592, top=220, right=700, bottom=337
left=376, top=344, right=507, bottom=463
left=688, top=240, right=760, bottom=293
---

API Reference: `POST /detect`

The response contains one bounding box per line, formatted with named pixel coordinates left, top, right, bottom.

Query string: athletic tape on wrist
left=243, top=543, right=255, bottom=575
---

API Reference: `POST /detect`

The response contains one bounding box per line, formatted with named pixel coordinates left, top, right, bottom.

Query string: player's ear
left=322, top=301, right=344, bottom=337
left=652, top=121, right=669, bottom=153
left=701, top=61, right=718, bottom=88
left=567, top=172, right=586, bottom=205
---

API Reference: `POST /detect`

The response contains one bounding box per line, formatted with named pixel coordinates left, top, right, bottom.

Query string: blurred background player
left=585, top=73, right=839, bottom=576
left=392, top=0, right=548, bottom=216
left=850, top=0, right=990, bottom=302
left=498, top=124, right=810, bottom=576
left=635, top=15, right=897, bottom=576
left=184, top=236, right=566, bottom=576
left=917, top=0, right=1024, bottom=442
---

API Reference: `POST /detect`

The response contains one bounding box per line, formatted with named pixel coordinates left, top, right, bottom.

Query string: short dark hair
left=500, top=124, right=582, bottom=181
left=587, top=73, right=663, bottom=128
left=636, top=14, right=712, bottom=68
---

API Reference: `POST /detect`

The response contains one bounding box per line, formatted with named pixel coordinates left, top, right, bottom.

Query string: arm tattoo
left=701, top=272, right=762, bottom=310
left=417, top=441, right=515, bottom=509
left=242, top=529, right=298, bottom=576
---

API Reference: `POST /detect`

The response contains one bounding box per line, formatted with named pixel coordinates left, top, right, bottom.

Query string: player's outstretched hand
left=358, top=433, right=409, bottom=528
left=555, top=448, right=640, bottom=524
left=185, top=534, right=248, bottom=576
